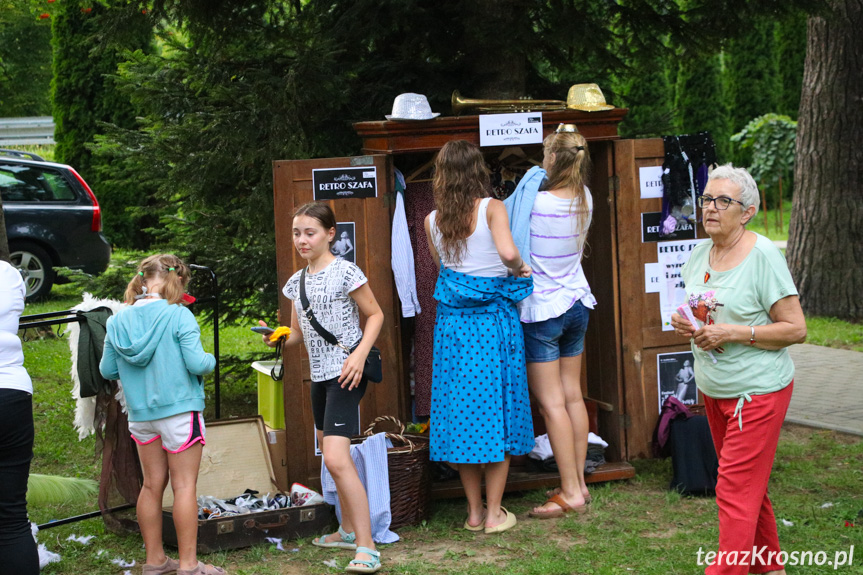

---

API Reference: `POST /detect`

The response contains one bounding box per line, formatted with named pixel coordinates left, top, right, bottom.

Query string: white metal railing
left=0, top=116, right=55, bottom=146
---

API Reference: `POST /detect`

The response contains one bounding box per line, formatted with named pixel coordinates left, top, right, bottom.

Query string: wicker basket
left=353, top=416, right=431, bottom=530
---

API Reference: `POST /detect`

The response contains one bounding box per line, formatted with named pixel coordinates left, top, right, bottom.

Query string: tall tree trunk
left=787, top=0, right=863, bottom=320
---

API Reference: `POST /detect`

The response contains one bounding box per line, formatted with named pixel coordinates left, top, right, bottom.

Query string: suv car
left=1, top=149, right=111, bottom=299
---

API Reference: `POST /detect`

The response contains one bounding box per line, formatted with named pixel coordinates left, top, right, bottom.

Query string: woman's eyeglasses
left=697, top=195, right=746, bottom=210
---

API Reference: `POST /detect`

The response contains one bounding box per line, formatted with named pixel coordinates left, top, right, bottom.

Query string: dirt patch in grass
left=385, top=534, right=511, bottom=568
left=640, top=526, right=678, bottom=539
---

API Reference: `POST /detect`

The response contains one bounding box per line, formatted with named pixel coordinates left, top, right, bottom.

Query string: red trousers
left=703, top=382, right=793, bottom=575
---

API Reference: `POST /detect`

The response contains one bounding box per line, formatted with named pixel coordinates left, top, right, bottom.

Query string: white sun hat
left=385, top=93, right=440, bottom=121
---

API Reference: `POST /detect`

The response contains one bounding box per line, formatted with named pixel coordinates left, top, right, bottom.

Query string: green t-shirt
left=680, top=232, right=798, bottom=399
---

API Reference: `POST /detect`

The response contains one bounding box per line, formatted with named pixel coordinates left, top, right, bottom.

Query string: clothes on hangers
left=404, top=179, right=437, bottom=417
left=488, top=160, right=529, bottom=200
left=391, top=169, right=421, bottom=317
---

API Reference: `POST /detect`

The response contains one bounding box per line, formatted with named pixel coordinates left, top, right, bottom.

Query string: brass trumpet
left=451, top=90, right=566, bottom=115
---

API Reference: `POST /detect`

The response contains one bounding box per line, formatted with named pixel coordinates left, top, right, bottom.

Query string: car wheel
left=10, top=242, right=55, bottom=300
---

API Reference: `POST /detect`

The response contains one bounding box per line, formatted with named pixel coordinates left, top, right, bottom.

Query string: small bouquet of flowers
left=677, top=291, right=723, bottom=364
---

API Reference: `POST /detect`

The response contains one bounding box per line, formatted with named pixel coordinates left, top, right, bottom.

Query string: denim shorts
left=522, top=300, right=590, bottom=363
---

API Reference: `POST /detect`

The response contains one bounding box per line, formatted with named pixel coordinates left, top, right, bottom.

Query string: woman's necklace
left=705, top=232, right=745, bottom=283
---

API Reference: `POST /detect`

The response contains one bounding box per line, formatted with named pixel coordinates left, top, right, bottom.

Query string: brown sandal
left=529, top=493, right=588, bottom=519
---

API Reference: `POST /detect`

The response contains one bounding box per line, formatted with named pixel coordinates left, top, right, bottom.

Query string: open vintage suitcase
left=161, top=416, right=332, bottom=553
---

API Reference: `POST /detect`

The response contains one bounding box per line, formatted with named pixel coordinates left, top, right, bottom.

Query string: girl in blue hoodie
left=100, top=254, right=223, bottom=575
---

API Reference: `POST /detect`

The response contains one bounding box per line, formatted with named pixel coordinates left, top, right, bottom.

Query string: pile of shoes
left=197, top=484, right=325, bottom=520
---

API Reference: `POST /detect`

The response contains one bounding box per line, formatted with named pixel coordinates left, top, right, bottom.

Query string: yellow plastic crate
left=251, top=361, right=285, bottom=429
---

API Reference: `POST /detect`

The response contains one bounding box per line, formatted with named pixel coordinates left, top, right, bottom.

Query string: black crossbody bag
left=299, top=267, right=383, bottom=383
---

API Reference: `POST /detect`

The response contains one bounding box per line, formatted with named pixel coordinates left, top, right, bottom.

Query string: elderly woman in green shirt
left=671, top=165, right=806, bottom=575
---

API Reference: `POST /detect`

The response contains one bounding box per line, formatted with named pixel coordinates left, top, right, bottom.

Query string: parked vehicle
left=1, top=149, right=111, bottom=299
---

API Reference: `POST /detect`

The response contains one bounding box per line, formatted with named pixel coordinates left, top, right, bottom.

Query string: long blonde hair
left=543, top=131, right=592, bottom=248
left=432, top=140, right=490, bottom=265
left=124, top=254, right=190, bottom=305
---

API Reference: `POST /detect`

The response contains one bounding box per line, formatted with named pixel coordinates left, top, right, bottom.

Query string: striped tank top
left=518, top=188, right=596, bottom=323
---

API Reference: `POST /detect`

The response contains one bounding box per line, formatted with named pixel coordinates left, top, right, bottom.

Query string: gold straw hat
left=566, top=83, right=614, bottom=112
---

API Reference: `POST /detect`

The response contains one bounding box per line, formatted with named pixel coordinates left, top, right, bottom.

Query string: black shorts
left=310, top=376, right=368, bottom=438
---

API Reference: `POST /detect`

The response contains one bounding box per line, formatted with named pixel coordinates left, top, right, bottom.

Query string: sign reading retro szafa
left=479, top=112, right=544, bottom=147
left=312, top=167, right=378, bottom=200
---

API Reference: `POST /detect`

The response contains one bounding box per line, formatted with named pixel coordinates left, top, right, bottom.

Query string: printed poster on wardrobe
left=312, top=167, right=378, bottom=200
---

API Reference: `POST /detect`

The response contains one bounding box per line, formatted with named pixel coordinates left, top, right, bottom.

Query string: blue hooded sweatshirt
left=99, top=300, right=215, bottom=422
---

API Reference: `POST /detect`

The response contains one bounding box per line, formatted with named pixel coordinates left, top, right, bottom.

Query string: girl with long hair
left=100, top=254, right=223, bottom=575
left=424, top=140, right=533, bottom=534
left=506, top=128, right=596, bottom=518
left=261, top=202, right=384, bottom=573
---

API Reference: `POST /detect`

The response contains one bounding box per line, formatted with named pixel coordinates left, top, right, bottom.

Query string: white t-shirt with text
left=282, top=258, right=368, bottom=382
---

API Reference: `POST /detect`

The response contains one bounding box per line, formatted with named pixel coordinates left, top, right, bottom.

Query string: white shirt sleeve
left=391, top=188, right=421, bottom=317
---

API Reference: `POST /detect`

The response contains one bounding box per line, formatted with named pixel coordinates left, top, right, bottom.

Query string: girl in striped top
left=522, top=129, right=597, bottom=518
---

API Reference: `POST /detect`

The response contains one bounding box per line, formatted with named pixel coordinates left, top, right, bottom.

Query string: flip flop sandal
left=345, top=546, right=382, bottom=574
left=545, top=487, right=592, bottom=505
left=312, top=525, right=357, bottom=549
left=143, top=557, right=180, bottom=575
left=528, top=493, right=587, bottom=519
left=176, top=562, right=227, bottom=575
left=483, top=507, right=517, bottom=534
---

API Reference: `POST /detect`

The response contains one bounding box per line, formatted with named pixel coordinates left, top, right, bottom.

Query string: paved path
left=786, top=344, right=863, bottom=436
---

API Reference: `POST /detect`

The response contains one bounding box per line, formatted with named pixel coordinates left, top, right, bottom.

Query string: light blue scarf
left=503, top=165, right=546, bottom=263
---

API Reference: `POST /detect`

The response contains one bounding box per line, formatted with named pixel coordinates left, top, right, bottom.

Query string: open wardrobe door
left=272, top=154, right=406, bottom=489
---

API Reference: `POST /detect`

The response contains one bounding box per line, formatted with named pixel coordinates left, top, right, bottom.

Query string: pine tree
left=724, top=18, right=781, bottom=165
left=617, top=54, right=676, bottom=138
left=51, top=0, right=153, bottom=248
left=725, top=19, right=781, bottom=134
left=676, top=49, right=731, bottom=162
left=0, top=6, right=52, bottom=116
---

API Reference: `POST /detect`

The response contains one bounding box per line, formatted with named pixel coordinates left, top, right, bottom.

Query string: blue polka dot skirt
left=429, top=266, right=535, bottom=464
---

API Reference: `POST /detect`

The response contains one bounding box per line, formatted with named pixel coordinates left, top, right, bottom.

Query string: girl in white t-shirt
left=261, top=202, right=384, bottom=574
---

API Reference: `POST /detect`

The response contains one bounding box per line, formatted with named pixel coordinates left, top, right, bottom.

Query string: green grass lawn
left=748, top=199, right=793, bottom=243
left=2, top=144, right=56, bottom=163
left=19, top=281, right=863, bottom=574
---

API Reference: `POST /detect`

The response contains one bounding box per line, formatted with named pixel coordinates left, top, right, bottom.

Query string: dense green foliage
left=0, top=5, right=52, bottom=116
left=617, top=53, right=676, bottom=138
left=92, top=7, right=345, bottom=319
left=51, top=0, right=153, bottom=249
left=775, top=10, right=809, bottom=119
left=676, top=50, right=731, bottom=161
left=731, top=113, right=797, bottom=206
left=725, top=19, right=781, bottom=135
left=725, top=18, right=781, bottom=165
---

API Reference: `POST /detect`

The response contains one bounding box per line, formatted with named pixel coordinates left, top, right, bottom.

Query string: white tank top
left=429, top=197, right=507, bottom=278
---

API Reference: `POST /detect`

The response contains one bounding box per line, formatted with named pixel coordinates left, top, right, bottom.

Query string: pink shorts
left=129, top=411, right=206, bottom=453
